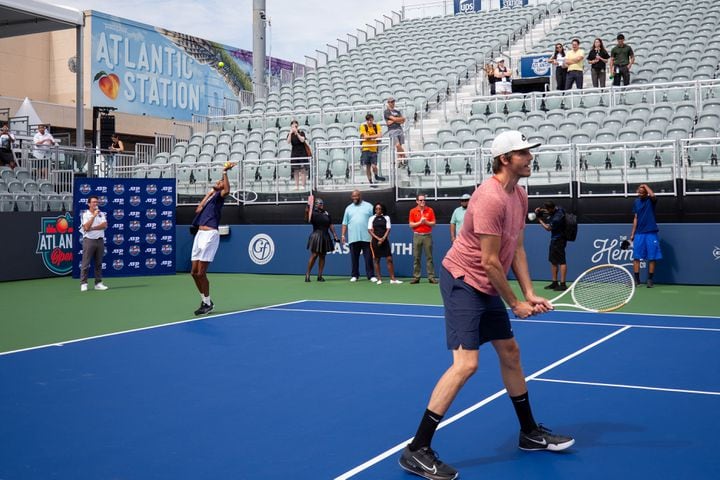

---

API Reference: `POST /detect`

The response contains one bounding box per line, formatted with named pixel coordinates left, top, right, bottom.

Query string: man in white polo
left=80, top=195, right=109, bottom=292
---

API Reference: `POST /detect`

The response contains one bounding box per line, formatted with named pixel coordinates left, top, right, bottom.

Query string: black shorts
left=360, top=150, right=378, bottom=166
left=439, top=266, right=513, bottom=350
left=371, top=238, right=391, bottom=258
left=549, top=237, right=567, bottom=265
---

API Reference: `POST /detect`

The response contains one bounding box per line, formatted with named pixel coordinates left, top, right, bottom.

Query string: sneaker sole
left=519, top=438, right=575, bottom=452
left=398, top=458, right=458, bottom=480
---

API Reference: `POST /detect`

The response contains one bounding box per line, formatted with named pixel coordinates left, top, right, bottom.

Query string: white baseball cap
left=495, top=57, right=504, bottom=63
left=490, top=130, right=541, bottom=158
left=460, top=193, right=471, bottom=200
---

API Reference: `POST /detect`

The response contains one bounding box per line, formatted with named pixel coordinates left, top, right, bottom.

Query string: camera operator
left=534, top=201, right=567, bottom=291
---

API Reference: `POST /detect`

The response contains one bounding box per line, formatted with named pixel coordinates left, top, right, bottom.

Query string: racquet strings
left=572, top=266, right=634, bottom=312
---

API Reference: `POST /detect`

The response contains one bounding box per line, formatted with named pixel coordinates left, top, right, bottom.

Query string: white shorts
left=191, top=229, right=220, bottom=263
left=496, top=81, right=512, bottom=94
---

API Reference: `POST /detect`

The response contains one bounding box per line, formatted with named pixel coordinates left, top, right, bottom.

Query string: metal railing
left=314, top=138, right=394, bottom=192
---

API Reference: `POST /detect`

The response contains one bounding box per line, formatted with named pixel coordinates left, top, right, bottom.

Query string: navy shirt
left=196, top=191, right=225, bottom=229
left=633, top=197, right=658, bottom=233
left=549, top=207, right=566, bottom=239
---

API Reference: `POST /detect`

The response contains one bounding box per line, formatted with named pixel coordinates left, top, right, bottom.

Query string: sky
left=55, top=0, right=417, bottom=64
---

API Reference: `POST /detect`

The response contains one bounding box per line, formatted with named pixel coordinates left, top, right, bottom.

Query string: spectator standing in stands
left=0, top=124, right=17, bottom=169
left=565, top=38, right=585, bottom=90
left=305, top=197, right=339, bottom=282
left=587, top=38, right=610, bottom=88
left=287, top=119, right=310, bottom=190
left=341, top=190, right=376, bottom=283
left=384, top=97, right=407, bottom=166
left=33, top=124, right=56, bottom=157
left=485, top=62, right=498, bottom=95
left=189, top=163, right=234, bottom=314
left=359, top=113, right=386, bottom=186
left=107, top=133, right=124, bottom=177
left=630, top=184, right=662, bottom=288
left=494, top=58, right=512, bottom=95
left=368, top=202, right=402, bottom=285
left=609, top=33, right=635, bottom=87
left=449, top=193, right=471, bottom=243
left=535, top=201, right=568, bottom=291
left=408, top=193, right=438, bottom=284
left=80, top=195, right=109, bottom=292
left=399, top=131, right=573, bottom=480
left=548, top=43, right=568, bottom=91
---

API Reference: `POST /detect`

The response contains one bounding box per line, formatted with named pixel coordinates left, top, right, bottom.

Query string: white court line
left=332, top=325, right=631, bottom=480
left=534, top=377, right=720, bottom=396
left=0, top=299, right=307, bottom=356
left=291, top=299, right=720, bottom=320
left=269, top=307, right=720, bottom=332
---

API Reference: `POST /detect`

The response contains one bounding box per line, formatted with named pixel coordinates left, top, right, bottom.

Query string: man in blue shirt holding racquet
left=630, top=184, right=662, bottom=288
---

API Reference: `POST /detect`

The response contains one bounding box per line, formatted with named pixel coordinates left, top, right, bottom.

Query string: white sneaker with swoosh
left=398, top=445, right=458, bottom=480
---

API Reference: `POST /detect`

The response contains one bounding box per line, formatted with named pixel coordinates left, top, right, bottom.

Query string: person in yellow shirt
left=565, top=38, right=585, bottom=90
left=359, top=113, right=386, bottom=186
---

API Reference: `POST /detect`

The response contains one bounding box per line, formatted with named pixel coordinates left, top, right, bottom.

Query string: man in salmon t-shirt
left=399, top=131, right=575, bottom=480
left=408, top=193, right=438, bottom=284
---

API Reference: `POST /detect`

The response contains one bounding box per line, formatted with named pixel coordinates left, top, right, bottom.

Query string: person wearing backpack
left=535, top=201, right=568, bottom=291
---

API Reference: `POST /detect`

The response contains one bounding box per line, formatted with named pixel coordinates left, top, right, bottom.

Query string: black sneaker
left=554, top=283, right=568, bottom=291
left=399, top=446, right=458, bottom=480
left=194, top=301, right=214, bottom=316
left=647, top=278, right=654, bottom=288
left=519, top=425, right=575, bottom=452
left=375, top=174, right=387, bottom=182
left=544, top=282, right=558, bottom=290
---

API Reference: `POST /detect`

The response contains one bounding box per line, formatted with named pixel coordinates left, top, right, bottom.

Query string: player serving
left=189, top=162, right=235, bottom=315
left=399, top=131, right=574, bottom=480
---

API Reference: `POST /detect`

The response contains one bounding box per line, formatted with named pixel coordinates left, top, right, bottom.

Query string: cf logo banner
left=248, top=234, right=275, bottom=265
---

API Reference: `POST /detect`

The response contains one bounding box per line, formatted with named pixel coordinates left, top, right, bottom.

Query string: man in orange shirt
left=408, top=193, right=438, bottom=284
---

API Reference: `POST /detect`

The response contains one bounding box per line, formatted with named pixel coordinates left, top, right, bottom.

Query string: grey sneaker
left=519, top=425, right=575, bottom=452
left=647, top=278, right=654, bottom=288
left=399, top=445, right=458, bottom=480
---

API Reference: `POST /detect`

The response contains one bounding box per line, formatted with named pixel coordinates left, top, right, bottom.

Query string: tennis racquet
left=549, top=264, right=635, bottom=312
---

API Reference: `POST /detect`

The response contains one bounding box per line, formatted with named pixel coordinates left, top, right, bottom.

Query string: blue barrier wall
left=176, top=223, right=720, bottom=285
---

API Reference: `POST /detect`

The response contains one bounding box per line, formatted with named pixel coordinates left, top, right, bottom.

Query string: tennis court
left=2, top=279, right=719, bottom=479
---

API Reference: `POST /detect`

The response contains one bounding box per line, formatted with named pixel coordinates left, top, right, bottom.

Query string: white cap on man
left=490, top=130, right=541, bottom=158
left=495, top=57, right=504, bottom=63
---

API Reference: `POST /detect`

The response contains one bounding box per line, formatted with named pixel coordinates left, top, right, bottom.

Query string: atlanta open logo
left=129, top=195, right=141, bottom=206
left=146, top=208, right=157, bottom=219
left=129, top=220, right=141, bottom=231
left=113, top=259, right=124, bottom=270
left=161, top=219, right=173, bottom=230
left=79, top=184, right=91, bottom=195
left=129, top=245, right=141, bottom=256
left=146, top=233, right=157, bottom=244
left=113, top=233, right=124, bottom=245
left=162, top=195, right=173, bottom=206
left=113, top=209, right=124, bottom=220
left=531, top=57, right=551, bottom=76
left=145, top=258, right=157, bottom=269
left=146, top=184, right=158, bottom=195
left=248, top=233, right=275, bottom=265
left=161, top=244, right=173, bottom=255
left=113, top=184, right=125, bottom=195
left=36, top=213, right=73, bottom=275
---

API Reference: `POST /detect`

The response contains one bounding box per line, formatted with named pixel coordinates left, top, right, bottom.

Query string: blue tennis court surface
left=1, top=301, right=719, bottom=479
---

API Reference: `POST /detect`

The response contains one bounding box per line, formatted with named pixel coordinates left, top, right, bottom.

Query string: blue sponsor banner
left=500, top=0, right=529, bottom=8
left=454, top=0, right=482, bottom=15
left=73, top=178, right=176, bottom=278
left=520, top=54, right=552, bottom=78
left=175, top=223, right=720, bottom=286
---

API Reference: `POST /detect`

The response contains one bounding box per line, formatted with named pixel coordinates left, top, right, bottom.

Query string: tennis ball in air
left=218, top=62, right=225, bottom=68
left=224, top=162, right=232, bottom=169
left=527, top=212, right=537, bottom=221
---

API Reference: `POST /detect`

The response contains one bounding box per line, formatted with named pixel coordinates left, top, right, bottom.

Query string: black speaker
left=100, top=115, right=116, bottom=149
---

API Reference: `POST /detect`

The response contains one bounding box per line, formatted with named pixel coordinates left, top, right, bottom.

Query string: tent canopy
left=0, top=0, right=83, bottom=38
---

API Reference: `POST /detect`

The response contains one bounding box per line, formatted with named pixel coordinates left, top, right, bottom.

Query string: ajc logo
left=248, top=234, right=275, bottom=265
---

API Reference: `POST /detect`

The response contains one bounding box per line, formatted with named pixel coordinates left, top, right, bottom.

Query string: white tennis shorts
left=191, top=229, right=220, bottom=263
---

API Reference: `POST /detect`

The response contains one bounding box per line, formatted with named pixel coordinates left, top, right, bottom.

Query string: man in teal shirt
left=449, top=193, right=471, bottom=243
left=341, top=190, right=376, bottom=282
